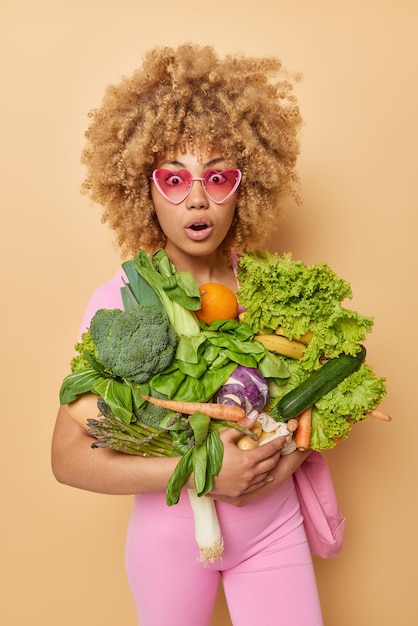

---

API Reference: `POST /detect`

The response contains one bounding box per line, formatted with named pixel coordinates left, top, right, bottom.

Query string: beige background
left=1, top=1, right=416, bottom=624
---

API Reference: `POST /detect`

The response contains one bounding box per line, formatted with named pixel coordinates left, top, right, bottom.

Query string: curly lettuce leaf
left=70, top=328, right=97, bottom=372
left=315, top=364, right=387, bottom=423
left=310, top=364, right=386, bottom=450
left=309, top=408, right=352, bottom=451
left=237, top=250, right=374, bottom=369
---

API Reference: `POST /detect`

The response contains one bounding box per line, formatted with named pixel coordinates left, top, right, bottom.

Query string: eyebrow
left=159, top=157, right=226, bottom=169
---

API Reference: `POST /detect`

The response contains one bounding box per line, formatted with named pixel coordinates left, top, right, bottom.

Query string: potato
left=236, top=421, right=263, bottom=450
left=237, top=435, right=259, bottom=450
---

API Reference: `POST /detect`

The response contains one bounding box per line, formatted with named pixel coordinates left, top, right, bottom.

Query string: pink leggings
left=125, top=478, right=323, bottom=626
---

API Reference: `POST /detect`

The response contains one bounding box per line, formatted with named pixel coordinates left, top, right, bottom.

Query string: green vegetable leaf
left=189, top=411, right=211, bottom=445
left=83, top=350, right=112, bottom=378
left=122, top=259, right=164, bottom=310
left=59, top=369, right=102, bottom=404
left=314, top=363, right=387, bottom=426
left=206, top=428, right=224, bottom=477
left=92, top=377, right=133, bottom=423
left=121, top=260, right=142, bottom=302
left=257, top=351, right=289, bottom=379
left=120, top=282, right=139, bottom=310
left=207, top=334, right=264, bottom=355
left=149, top=367, right=186, bottom=397
left=200, top=319, right=254, bottom=341
left=309, top=408, right=351, bottom=451
left=171, top=433, right=194, bottom=455
left=237, top=250, right=375, bottom=369
left=152, top=248, right=174, bottom=276
left=199, top=428, right=224, bottom=496
left=175, top=334, right=208, bottom=364
left=152, top=249, right=202, bottom=310
left=219, top=349, right=258, bottom=368
left=192, top=443, right=208, bottom=495
left=171, top=375, right=206, bottom=402
left=176, top=358, right=208, bottom=379
left=175, top=270, right=202, bottom=301
left=197, top=363, right=237, bottom=399
left=166, top=448, right=193, bottom=505
left=207, top=352, right=230, bottom=369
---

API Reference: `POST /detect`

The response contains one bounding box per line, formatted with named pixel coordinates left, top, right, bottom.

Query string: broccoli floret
left=89, top=305, right=178, bottom=384
left=132, top=390, right=170, bottom=427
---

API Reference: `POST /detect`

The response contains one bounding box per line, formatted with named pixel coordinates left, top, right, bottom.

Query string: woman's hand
left=209, top=413, right=311, bottom=506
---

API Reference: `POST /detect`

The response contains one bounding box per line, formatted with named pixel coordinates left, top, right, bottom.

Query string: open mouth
left=189, top=223, right=209, bottom=231
left=185, top=218, right=213, bottom=240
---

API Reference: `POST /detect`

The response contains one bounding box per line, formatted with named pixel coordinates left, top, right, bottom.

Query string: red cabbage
left=213, top=365, right=268, bottom=413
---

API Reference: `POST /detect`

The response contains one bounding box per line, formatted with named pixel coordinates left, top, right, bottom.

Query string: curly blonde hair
left=81, top=43, right=302, bottom=258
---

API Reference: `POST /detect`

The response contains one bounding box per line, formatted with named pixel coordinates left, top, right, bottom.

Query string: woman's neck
left=163, top=245, right=237, bottom=290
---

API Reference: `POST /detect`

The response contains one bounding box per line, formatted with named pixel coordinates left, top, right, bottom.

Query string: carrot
left=139, top=394, right=246, bottom=422
left=367, top=408, right=391, bottom=421
left=295, top=407, right=312, bottom=451
left=286, top=418, right=299, bottom=433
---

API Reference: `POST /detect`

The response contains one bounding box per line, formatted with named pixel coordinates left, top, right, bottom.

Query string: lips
left=185, top=216, right=214, bottom=241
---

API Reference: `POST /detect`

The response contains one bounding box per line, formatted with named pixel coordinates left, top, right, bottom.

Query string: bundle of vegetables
left=60, top=248, right=289, bottom=564
left=59, top=247, right=388, bottom=563
left=236, top=250, right=389, bottom=451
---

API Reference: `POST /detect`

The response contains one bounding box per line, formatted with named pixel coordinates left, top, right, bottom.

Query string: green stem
left=92, top=438, right=177, bottom=457
left=216, top=420, right=259, bottom=440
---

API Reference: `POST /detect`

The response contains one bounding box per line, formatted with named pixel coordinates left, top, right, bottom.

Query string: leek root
left=187, top=489, right=224, bottom=565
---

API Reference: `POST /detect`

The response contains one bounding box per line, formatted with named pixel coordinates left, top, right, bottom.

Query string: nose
left=186, top=179, right=209, bottom=209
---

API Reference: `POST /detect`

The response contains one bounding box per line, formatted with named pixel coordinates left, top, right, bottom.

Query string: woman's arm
left=51, top=404, right=183, bottom=494
left=51, top=405, right=289, bottom=498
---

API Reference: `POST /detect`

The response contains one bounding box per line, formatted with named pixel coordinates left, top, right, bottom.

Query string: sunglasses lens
left=202, top=169, right=241, bottom=203
left=152, top=168, right=241, bottom=204
left=153, top=169, right=192, bottom=204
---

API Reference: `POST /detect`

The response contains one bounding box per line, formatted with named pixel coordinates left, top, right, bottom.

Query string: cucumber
left=274, top=345, right=366, bottom=421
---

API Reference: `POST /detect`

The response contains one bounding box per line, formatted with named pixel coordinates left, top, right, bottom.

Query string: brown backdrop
left=1, top=1, right=416, bottom=624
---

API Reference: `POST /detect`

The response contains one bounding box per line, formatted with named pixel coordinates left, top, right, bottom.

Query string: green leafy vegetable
left=59, top=369, right=100, bottom=405
left=189, top=411, right=211, bottom=445
left=89, top=306, right=178, bottom=384
left=59, top=246, right=388, bottom=565
left=238, top=250, right=387, bottom=450
left=129, top=248, right=202, bottom=335
left=237, top=250, right=374, bottom=369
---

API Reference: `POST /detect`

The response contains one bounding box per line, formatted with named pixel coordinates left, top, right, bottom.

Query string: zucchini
left=274, top=345, right=366, bottom=421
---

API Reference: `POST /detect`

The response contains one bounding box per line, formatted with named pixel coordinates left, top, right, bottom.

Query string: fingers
left=221, top=411, right=290, bottom=456
left=244, top=470, right=274, bottom=492
left=221, top=420, right=288, bottom=469
left=214, top=416, right=290, bottom=503
left=220, top=410, right=259, bottom=444
left=250, top=447, right=282, bottom=480
left=237, top=409, right=259, bottom=430
left=250, top=434, right=288, bottom=459
left=209, top=467, right=278, bottom=506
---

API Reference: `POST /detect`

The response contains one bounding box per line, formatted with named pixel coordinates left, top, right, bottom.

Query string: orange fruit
left=196, top=283, right=239, bottom=324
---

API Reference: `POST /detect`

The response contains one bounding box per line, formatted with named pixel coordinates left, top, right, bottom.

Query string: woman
left=51, top=43, right=323, bottom=625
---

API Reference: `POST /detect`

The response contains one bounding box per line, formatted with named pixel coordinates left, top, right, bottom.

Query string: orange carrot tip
left=295, top=407, right=312, bottom=452
left=138, top=394, right=246, bottom=422
left=367, top=409, right=392, bottom=422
